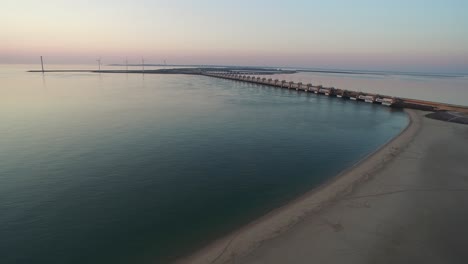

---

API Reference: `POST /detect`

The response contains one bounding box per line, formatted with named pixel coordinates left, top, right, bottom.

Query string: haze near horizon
left=1, top=0, right=468, bottom=73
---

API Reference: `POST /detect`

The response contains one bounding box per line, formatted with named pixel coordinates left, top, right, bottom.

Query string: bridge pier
left=297, top=82, right=302, bottom=91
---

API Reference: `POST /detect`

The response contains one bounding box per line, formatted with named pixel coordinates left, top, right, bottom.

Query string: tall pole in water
left=97, top=57, right=101, bottom=71
left=142, top=57, right=145, bottom=73
left=40, top=56, right=44, bottom=72
left=125, top=57, right=128, bottom=72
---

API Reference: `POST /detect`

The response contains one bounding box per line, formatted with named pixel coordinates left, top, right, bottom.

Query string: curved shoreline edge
left=177, top=109, right=419, bottom=264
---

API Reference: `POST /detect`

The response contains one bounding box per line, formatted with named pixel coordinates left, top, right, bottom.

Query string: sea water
left=0, top=65, right=408, bottom=263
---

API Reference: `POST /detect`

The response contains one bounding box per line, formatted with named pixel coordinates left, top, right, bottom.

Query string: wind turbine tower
left=97, top=57, right=102, bottom=71
left=40, top=56, right=45, bottom=72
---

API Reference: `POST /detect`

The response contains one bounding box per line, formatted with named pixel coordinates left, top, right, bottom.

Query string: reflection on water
left=0, top=65, right=408, bottom=263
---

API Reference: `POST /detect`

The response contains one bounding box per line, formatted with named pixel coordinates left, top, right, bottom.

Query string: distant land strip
left=108, top=64, right=466, bottom=78
left=28, top=67, right=296, bottom=75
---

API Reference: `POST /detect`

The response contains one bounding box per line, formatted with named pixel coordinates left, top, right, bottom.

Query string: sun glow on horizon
left=2, top=0, right=468, bottom=73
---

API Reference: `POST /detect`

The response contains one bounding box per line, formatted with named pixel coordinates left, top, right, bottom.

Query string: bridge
left=203, top=72, right=398, bottom=107
left=28, top=67, right=468, bottom=113
left=202, top=71, right=468, bottom=112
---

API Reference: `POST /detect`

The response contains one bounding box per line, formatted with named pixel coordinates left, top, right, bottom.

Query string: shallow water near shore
left=0, top=65, right=408, bottom=263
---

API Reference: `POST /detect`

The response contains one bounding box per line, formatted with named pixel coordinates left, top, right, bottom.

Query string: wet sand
left=179, top=109, right=468, bottom=264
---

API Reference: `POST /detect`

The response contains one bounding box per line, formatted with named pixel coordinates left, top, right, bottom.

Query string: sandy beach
left=179, top=109, right=468, bottom=264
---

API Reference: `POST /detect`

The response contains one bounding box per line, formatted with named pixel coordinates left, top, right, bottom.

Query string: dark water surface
left=0, top=66, right=408, bottom=263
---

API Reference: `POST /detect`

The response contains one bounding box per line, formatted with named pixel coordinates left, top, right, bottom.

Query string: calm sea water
left=0, top=65, right=408, bottom=263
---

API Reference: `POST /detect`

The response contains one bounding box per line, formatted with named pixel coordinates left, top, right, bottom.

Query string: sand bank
left=178, top=109, right=468, bottom=264
left=237, top=109, right=468, bottom=263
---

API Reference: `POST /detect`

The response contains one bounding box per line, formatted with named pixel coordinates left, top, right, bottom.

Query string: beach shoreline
left=177, top=109, right=419, bottom=264
left=236, top=109, right=468, bottom=263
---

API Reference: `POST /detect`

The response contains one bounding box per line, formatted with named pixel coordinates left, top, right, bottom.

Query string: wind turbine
left=97, top=57, right=102, bottom=71
left=40, top=56, right=45, bottom=73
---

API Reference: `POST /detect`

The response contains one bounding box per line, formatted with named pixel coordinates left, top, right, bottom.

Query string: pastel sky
left=1, top=0, right=468, bottom=73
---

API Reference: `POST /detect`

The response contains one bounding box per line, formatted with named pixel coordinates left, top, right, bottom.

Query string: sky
left=1, top=0, right=468, bottom=73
